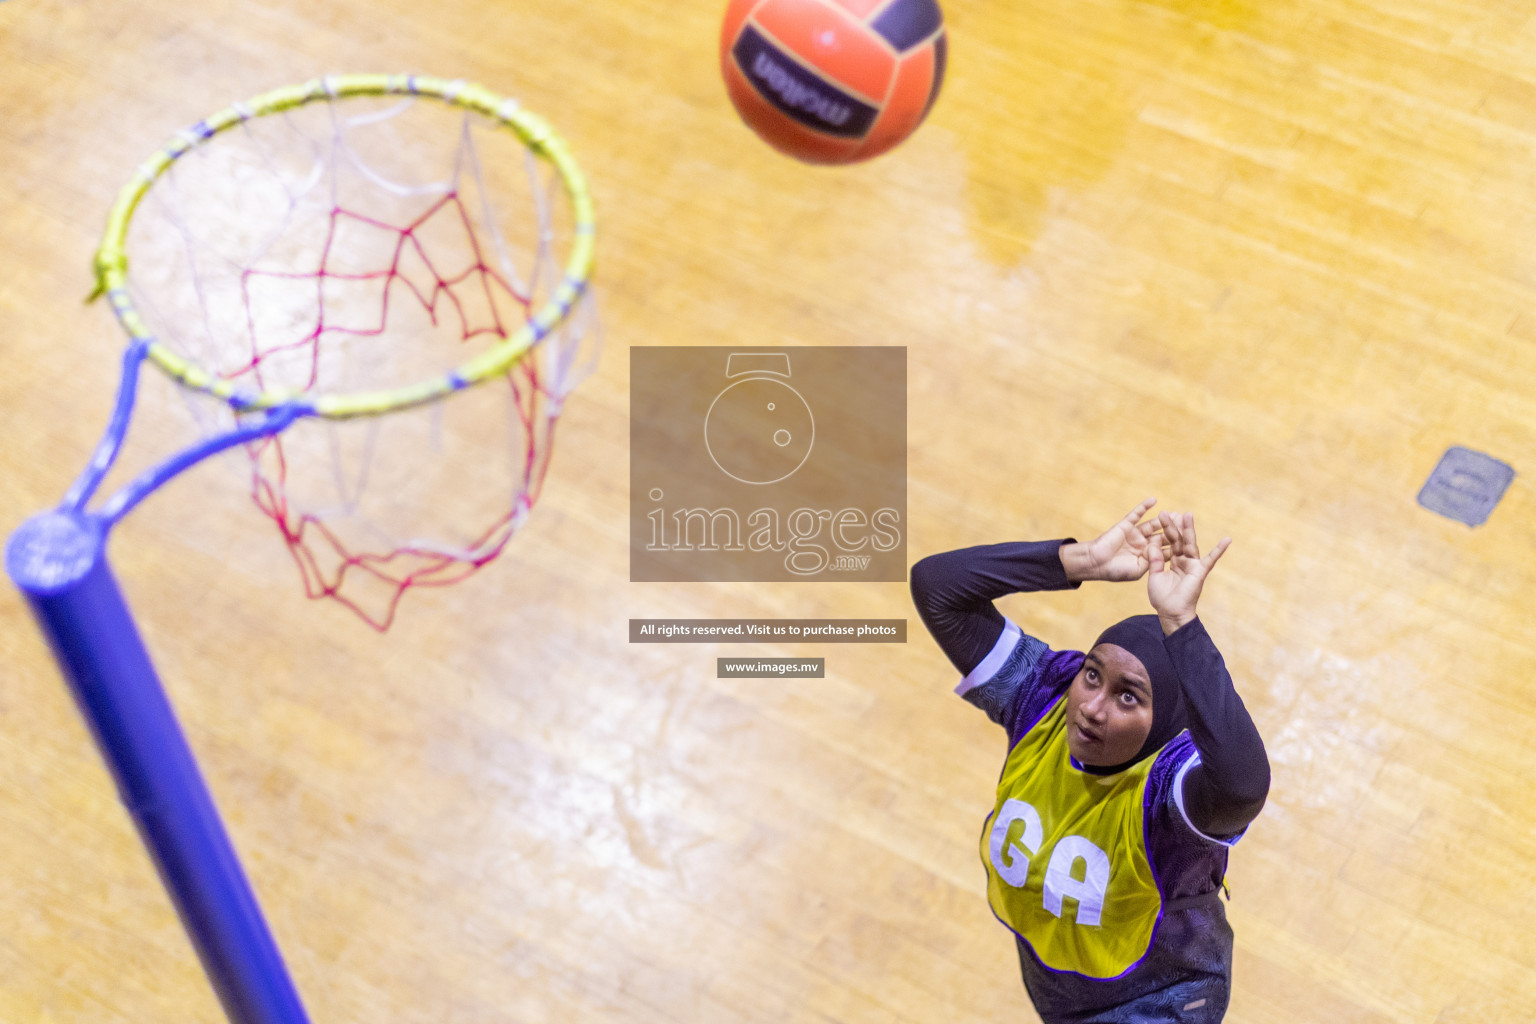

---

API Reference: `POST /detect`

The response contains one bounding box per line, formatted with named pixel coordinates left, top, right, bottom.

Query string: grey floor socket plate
left=1417, top=447, right=1515, bottom=527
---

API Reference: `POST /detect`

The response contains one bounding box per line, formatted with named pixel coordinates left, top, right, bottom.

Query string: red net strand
left=230, top=190, right=560, bottom=629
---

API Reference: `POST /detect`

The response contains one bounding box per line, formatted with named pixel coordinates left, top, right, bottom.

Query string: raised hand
left=1147, top=511, right=1231, bottom=632
left=1078, top=497, right=1165, bottom=583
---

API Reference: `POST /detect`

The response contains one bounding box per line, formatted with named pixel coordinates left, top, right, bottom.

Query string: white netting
left=122, top=91, right=598, bottom=627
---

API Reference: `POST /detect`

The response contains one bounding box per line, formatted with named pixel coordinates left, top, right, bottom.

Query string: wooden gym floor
left=2, top=0, right=1534, bottom=1020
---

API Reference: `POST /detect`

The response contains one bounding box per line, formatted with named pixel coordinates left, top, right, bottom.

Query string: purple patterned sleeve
left=1143, top=734, right=1241, bottom=901
left=951, top=622, right=1052, bottom=728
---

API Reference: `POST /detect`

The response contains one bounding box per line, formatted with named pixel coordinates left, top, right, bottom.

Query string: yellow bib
left=980, top=696, right=1162, bottom=979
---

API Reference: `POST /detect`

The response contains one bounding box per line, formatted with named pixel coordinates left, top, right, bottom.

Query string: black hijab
left=1076, top=614, right=1188, bottom=775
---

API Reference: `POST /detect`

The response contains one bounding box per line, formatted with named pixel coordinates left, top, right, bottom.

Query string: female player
left=910, top=498, right=1269, bottom=1022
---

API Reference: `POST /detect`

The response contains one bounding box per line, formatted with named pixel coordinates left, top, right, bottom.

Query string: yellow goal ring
left=90, top=73, right=595, bottom=419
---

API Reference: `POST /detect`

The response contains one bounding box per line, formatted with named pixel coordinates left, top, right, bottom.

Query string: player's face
left=1065, top=644, right=1154, bottom=767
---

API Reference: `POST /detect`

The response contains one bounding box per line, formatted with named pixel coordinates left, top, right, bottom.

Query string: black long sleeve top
left=910, top=539, right=1269, bottom=837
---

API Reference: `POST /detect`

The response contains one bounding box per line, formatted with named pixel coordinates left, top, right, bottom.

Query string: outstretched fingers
left=1123, top=502, right=1234, bottom=573
left=1143, top=508, right=1229, bottom=573
left=1125, top=497, right=1157, bottom=526
left=1158, top=511, right=1183, bottom=556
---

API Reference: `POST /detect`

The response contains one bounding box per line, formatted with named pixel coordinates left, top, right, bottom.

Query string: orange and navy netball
left=720, top=0, right=946, bottom=165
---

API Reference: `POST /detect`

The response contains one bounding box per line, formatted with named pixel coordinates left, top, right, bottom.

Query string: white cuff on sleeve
left=955, top=619, right=1021, bottom=697
left=1172, top=753, right=1246, bottom=848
